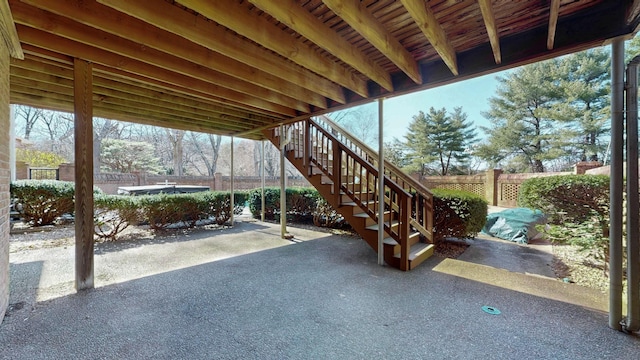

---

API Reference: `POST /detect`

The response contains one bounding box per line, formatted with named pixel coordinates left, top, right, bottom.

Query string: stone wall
left=0, top=40, right=10, bottom=321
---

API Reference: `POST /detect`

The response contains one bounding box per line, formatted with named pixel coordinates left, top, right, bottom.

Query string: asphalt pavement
left=1, top=218, right=639, bottom=359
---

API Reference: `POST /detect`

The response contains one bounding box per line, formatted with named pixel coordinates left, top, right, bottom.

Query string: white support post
left=230, top=136, right=235, bottom=225
left=377, top=99, right=385, bottom=266
left=261, top=140, right=266, bottom=222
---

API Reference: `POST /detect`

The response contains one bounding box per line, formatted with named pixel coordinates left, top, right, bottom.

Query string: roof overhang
left=6, top=0, right=640, bottom=140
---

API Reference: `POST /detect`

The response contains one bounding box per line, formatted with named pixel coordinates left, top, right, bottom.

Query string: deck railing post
left=332, top=141, right=341, bottom=205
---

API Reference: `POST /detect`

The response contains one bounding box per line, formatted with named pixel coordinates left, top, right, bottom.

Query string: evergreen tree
left=476, top=59, right=574, bottom=173
left=559, top=48, right=610, bottom=162
left=100, top=139, right=162, bottom=174
left=404, top=107, right=477, bottom=176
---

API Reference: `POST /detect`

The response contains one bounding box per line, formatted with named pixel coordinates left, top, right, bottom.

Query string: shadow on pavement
left=2, top=224, right=640, bottom=359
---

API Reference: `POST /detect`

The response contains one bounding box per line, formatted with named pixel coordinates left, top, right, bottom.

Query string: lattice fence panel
left=498, top=183, right=521, bottom=207
left=429, top=183, right=485, bottom=197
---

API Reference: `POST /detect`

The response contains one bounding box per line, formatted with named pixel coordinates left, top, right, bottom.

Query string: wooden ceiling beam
left=14, top=25, right=297, bottom=117
left=97, top=0, right=349, bottom=103
left=248, top=0, right=394, bottom=92
left=10, top=69, right=270, bottom=129
left=92, top=65, right=286, bottom=120
left=20, top=0, right=327, bottom=110
left=547, top=0, right=561, bottom=50
left=10, top=86, right=252, bottom=135
left=628, top=0, right=640, bottom=25
left=11, top=3, right=309, bottom=114
left=0, top=0, right=23, bottom=59
left=322, top=0, right=422, bottom=84
left=400, top=0, right=459, bottom=76
left=477, top=0, right=501, bottom=64
left=12, top=55, right=280, bottom=124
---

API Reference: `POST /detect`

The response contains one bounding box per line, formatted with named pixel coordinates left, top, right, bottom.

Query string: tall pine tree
left=404, top=107, right=477, bottom=176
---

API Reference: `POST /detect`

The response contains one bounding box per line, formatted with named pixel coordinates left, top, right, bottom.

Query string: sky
left=337, top=70, right=509, bottom=143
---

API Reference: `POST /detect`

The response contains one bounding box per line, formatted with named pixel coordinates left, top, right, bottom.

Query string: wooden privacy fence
left=418, top=162, right=602, bottom=207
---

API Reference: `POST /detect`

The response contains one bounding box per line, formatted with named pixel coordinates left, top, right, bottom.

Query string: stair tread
left=382, top=232, right=421, bottom=246
left=353, top=210, right=388, bottom=218
left=365, top=220, right=399, bottom=231
left=393, top=242, right=434, bottom=261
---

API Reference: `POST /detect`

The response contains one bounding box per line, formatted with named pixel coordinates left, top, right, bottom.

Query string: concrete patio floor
left=1, top=219, right=639, bottom=359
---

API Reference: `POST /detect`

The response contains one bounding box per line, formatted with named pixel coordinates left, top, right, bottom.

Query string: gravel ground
left=552, top=243, right=610, bottom=293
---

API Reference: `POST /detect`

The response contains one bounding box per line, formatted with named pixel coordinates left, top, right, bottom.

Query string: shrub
left=248, top=187, right=280, bottom=220
left=520, top=175, right=611, bottom=276
left=11, top=180, right=76, bottom=226
left=432, top=188, right=488, bottom=242
left=248, top=187, right=344, bottom=227
left=518, top=175, right=609, bottom=224
left=136, top=191, right=248, bottom=230
left=196, top=191, right=249, bottom=225
left=287, top=188, right=321, bottom=222
left=313, top=197, right=345, bottom=228
left=94, top=195, right=143, bottom=240
left=138, top=193, right=202, bottom=230
left=538, top=220, right=610, bottom=275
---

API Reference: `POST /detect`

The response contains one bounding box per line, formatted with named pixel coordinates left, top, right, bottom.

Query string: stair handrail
left=313, top=115, right=434, bottom=240
left=314, top=115, right=433, bottom=197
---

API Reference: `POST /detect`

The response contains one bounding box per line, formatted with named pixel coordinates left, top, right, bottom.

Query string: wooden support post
left=377, top=99, right=385, bottom=266
left=74, top=58, right=94, bottom=290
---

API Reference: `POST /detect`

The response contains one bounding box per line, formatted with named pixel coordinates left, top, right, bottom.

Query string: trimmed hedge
left=94, top=190, right=248, bottom=238
left=432, top=189, right=488, bottom=242
left=94, top=195, right=143, bottom=239
left=248, top=187, right=321, bottom=222
left=10, top=180, right=103, bottom=226
left=518, top=175, right=609, bottom=224
left=248, top=187, right=347, bottom=227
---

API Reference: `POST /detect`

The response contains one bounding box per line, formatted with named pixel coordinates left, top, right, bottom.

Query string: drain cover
left=482, top=306, right=501, bottom=315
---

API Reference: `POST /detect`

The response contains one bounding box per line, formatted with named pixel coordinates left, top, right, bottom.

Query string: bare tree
left=165, top=129, right=185, bottom=176
left=37, top=111, right=73, bottom=153
left=14, top=105, right=44, bottom=140
left=328, top=105, right=379, bottom=147
left=185, top=131, right=222, bottom=176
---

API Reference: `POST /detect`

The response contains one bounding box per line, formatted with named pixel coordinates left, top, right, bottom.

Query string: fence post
left=485, top=169, right=501, bottom=206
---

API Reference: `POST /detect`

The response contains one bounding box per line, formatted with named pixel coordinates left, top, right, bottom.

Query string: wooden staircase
left=264, top=116, right=435, bottom=271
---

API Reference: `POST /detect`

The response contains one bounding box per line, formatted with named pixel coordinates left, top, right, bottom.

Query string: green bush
left=518, top=175, right=609, bottom=224
left=538, top=221, right=610, bottom=275
left=432, top=188, right=488, bottom=242
left=248, top=187, right=344, bottom=227
left=94, top=195, right=143, bottom=240
left=138, top=193, right=202, bottom=230
left=94, top=190, right=247, bottom=235
left=248, top=187, right=319, bottom=221
left=11, top=180, right=76, bottom=226
left=137, top=191, right=246, bottom=230
left=196, top=191, right=249, bottom=225
left=520, top=175, right=611, bottom=275
left=248, top=187, right=280, bottom=220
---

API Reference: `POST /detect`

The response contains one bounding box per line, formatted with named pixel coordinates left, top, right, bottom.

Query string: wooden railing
left=274, top=120, right=415, bottom=263
left=271, top=116, right=433, bottom=269
left=314, top=116, right=434, bottom=242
